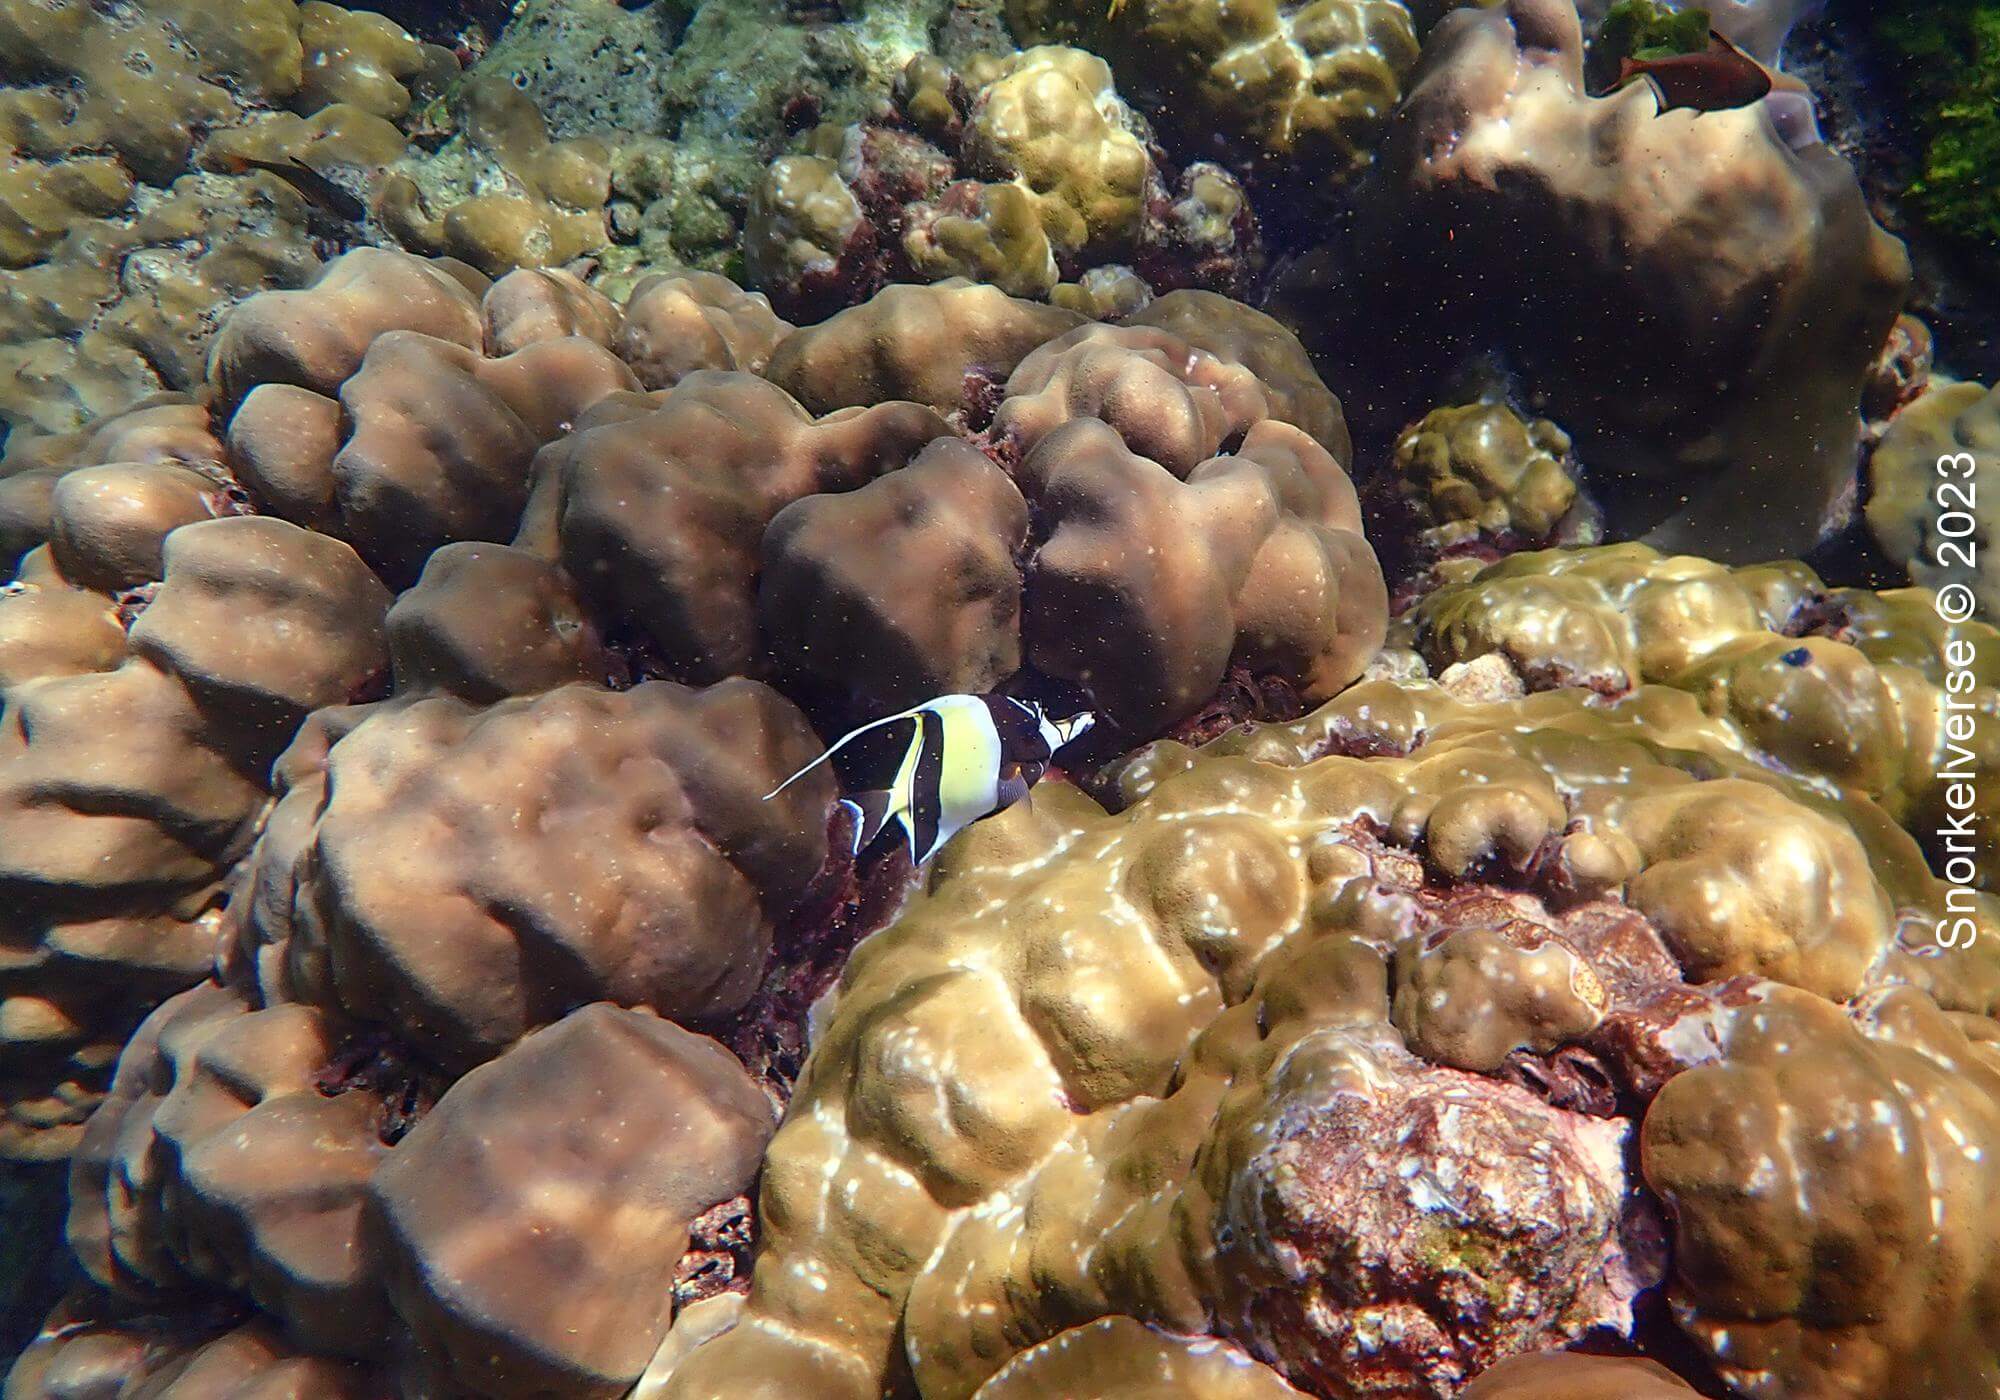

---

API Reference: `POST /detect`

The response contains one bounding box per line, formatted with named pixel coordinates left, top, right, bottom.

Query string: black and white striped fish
left=766, top=694, right=1095, bottom=865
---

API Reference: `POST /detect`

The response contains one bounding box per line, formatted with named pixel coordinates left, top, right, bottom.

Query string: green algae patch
left=1875, top=0, right=2000, bottom=252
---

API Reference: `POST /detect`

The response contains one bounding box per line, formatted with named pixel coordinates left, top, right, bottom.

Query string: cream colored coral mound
left=648, top=671, right=1998, bottom=1399
left=1006, top=0, right=1420, bottom=191
left=1407, top=543, right=2000, bottom=891
left=1869, top=378, right=2000, bottom=621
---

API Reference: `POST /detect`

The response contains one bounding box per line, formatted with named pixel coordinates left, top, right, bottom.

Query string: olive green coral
left=1386, top=403, right=1592, bottom=557
left=1867, top=378, right=2000, bottom=620
left=0, top=0, right=454, bottom=441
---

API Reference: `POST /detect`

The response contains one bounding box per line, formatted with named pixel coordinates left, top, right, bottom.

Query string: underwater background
left=2, top=0, right=1999, bottom=1393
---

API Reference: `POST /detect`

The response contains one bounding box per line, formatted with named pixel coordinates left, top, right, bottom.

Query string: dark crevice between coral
left=316, top=1030, right=445, bottom=1146
left=711, top=804, right=917, bottom=1108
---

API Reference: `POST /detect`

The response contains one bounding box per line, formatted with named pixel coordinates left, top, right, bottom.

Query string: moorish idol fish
left=1618, top=31, right=1774, bottom=112
left=766, top=693, right=1095, bottom=865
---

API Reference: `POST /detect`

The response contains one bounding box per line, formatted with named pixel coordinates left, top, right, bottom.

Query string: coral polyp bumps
left=2, top=0, right=1996, bottom=1395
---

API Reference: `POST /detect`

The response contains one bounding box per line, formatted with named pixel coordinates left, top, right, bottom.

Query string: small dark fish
left=1619, top=32, right=1773, bottom=112
left=766, top=694, right=1095, bottom=865
left=1781, top=647, right=1811, bottom=667
left=222, top=154, right=369, bottom=223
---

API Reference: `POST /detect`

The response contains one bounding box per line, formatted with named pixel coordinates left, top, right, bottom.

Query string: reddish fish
left=1619, top=32, right=1774, bottom=111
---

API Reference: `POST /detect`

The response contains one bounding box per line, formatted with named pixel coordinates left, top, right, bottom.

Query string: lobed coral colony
left=1, top=0, right=1996, bottom=1394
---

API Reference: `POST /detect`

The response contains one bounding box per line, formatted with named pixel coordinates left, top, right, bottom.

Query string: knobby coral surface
left=1405, top=542, right=2000, bottom=892
left=644, top=669, right=2000, bottom=1399
left=1006, top=0, right=1420, bottom=200
left=0, top=0, right=455, bottom=440
left=745, top=49, right=1262, bottom=318
left=1868, top=377, right=2000, bottom=619
left=0, top=251, right=1397, bottom=1396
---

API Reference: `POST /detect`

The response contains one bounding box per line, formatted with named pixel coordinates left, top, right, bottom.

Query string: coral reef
left=644, top=668, right=1999, bottom=1398
left=56, top=982, right=771, bottom=1394
left=1406, top=543, right=2000, bottom=891
left=522, top=283, right=1384, bottom=741
left=1281, top=0, right=1909, bottom=560
left=0, top=258, right=1391, bottom=1390
left=745, top=49, right=1262, bottom=317
left=1005, top=0, right=1420, bottom=202
left=5, top=0, right=1996, bottom=1390
left=0, top=513, right=388, bottom=1161
left=0, top=0, right=456, bottom=442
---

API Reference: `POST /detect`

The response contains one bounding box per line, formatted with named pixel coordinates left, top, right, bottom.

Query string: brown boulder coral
left=745, top=50, right=1262, bottom=318
left=1644, top=984, right=2000, bottom=1397
left=646, top=671, right=1999, bottom=1398
left=233, top=679, right=833, bottom=1073
left=208, top=247, right=488, bottom=410
left=0, top=517, right=388, bottom=1160
left=372, top=1003, right=775, bottom=1397
left=1406, top=543, right=2000, bottom=892
left=65, top=982, right=395, bottom=1351
left=7, top=1307, right=389, bottom=1399
left=763, top=279, right=1085, bottom=420
left=54, top=983, right=771, bottom=1396
left=1281, top=0, right=1910, bottom=560
left=618, top=272, right=793, bottom=391
left=218, top=250, right=638, bottom=585
left=524, top=292, right=1384, bottom=739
